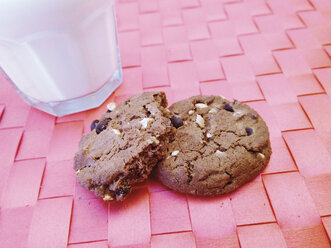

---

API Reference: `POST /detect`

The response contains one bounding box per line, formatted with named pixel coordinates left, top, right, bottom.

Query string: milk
left=0, top=0, right=121, bottom=105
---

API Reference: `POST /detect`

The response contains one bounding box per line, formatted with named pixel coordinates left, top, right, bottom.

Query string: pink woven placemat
left=1, top=0, right=331, bottom=247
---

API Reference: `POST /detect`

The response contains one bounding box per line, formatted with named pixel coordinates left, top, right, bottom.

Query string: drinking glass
left=0, top=0, right=122, bottom=116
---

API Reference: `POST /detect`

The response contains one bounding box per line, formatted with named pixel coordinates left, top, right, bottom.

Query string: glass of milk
left=0, top=0, right=122, bottom=116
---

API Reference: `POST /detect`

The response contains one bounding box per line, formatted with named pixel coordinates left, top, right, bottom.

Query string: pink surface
left=1, top=0, right=331, bottom=247
left=150, top=191, right=191, bottom=234
left=305, top=174, right=331, bottom=217
left=0, top=206, right=34, bottom=248
left=27, top=197, right=73, bottom=248
left=47, top=122, right=84, bottom=162
left=1, top=159, right=45, bottom=209
left=237, top=223, right=287, bottom=248
left=69, top=199, right=108, bottom=244
left=230, top=181, right=275, bottom=226
left=188, top=196, right=240, bottom=247
left=323, top=216, right=331, bottom=240
left=68, top=241, right=108, bottom=248
left=108, top=188, right=151, bottom=247
left=151, top=232, right=196, bottom=248
left=263, top=172, right=331, bottom=247
left=39, top=160, right=76, bottom=199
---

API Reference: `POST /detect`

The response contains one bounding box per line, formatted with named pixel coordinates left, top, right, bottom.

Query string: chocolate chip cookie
left=156, top=95, right=271, bottom=197
left=74, top=92, right=173, bottom=201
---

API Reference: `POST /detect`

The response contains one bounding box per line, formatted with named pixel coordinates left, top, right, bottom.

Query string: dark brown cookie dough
left=74, top=92, right=173, bottom=201
left=156, top=95, right=271, bottom=197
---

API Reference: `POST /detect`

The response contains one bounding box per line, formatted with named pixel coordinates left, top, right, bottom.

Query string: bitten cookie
left=156, top=95, right=271, bottom=197
left=74, top=92, right=173, bottom=201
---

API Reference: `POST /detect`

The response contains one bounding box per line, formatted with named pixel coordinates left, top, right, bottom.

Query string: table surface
left=1, top=0, right=331, bottom=247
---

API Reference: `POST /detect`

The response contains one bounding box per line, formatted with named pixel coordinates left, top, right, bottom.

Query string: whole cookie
left=74, top=92, right=173, bottom=201
left=156, top=95, right=271, bottom=197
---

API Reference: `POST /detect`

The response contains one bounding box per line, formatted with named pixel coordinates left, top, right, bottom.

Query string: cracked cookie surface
left=156, top=95, right=271, bottom=197
left=74, top=92, right=173, bottom=201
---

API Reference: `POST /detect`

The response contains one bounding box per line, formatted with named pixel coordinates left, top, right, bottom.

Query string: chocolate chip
left=106, top=109, right=111, bottom=113
left=224, top=103, right=234, bottom=112
left=220, top=147, right=227, bottom=152
left=223, top=180, right=233, bottom=188
left=248, top=113, right=258, bottom=120
left=96, top=118, right=110, bottom=134
left=246, top=127, right=254, bottom=136
left=90, top=120, right=99, bottom=131
left=225, top=171, right=232, bottom=177
left=115, top=188, right=129, bottom=196
left=115, top=188, right=123, bottom=196
left=170, top=116, right=184, bottom=128
left=125, top=100, right=129, bottom=105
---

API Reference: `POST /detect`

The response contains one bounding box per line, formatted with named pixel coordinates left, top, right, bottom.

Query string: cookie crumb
left=195, top=103, right=208, bottom=109
left=171, top=150, right=179, bottom=156
left=140, top=118, right=154, bottom=129
left=208, top=108, right=217, bottom=114
left=112, top=129, right=121, bottom=135
left=215, top=150, right=226, bottom=157
left=103, top=194, right=113, bottom=201
left=188, top=110, right=194, bottom=115
left=258, top=153, right=265, bottom=159
left=195, top=114, right=205, bottom=128
left=206, top=132, right=212, bottom=138
left=107, top=102, right=117, bottom=112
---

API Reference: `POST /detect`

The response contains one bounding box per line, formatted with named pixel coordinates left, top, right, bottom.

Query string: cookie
left=74, top=92, right=173, bottom=201
left=156, top=95, right=271, bottom=197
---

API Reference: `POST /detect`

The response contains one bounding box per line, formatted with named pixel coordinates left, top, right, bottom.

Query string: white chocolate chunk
left=188, top=110, right=194, bottom=115
left=206, top=132, right=212, bottom=138
left=233, top=110, right=244, bottom=118
left=208, top=108, right=217, bottom=114
left=112, top=129, right=121, bottom=135
left=195, top=103, right=208, bottom=109
left=147, top=136, right=159, bottom=145
left=195, top=114, right=205, bottom=128
left=76, top=169, right=81, bottom=175
left=152, top=137, right=160, bottom=144
left=258, top=153, right=265, bottom=159
left=103, top=194, right=113, bottom=201
left=215, top=150, right=226, bottom=157
left=171, top=150, right=179, bottom=156
left=140, top=118, right=154, bottom=129
left=107, top=102, right=117, bottom=111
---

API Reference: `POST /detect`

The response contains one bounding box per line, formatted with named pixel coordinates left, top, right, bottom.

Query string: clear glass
left=0, top=0, right=122, bottom=116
